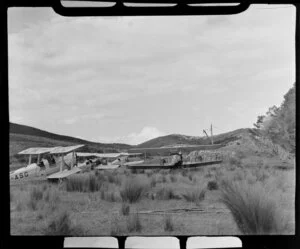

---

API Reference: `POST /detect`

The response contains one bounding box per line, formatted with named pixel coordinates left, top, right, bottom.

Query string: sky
left=8, top=4, right=295, bottom=145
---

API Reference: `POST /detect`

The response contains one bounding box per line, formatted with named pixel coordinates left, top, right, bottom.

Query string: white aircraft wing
left=50, top=144, right=85, bottom=155
left=95, top=164, right=120, bottom=170
left=47, top=167, right=81, bottom=180
left=76, top=152, right=122, bottom=158
left=18, top=147, right=58, bottom=155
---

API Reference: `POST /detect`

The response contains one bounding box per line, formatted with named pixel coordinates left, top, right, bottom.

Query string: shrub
left=207, top=180, right=218, bottom=190
left=156, top=186, right=180, bottom=200
left=182, top=187, right=206, bottom=205
left=46, top=211, right=83, bottom=235
left=127, top=213, right=142, bottom=232
left=120, top=202, right=130, bottom=216
left=163, top=215, right=174, bottom=232
left=120, top=177, right=148, bottom=203
left=65, top=174, right=102, bottom=192
left=219, top=179, right=289, bottom=234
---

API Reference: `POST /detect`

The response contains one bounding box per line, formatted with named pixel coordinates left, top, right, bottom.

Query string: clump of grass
left=229, top=156, right=242, bottom=167
left=188, top=173, right=193, bottom=181
left=207, top=180, right=218, bottom=190
left=120, top=177, right=148, bottom=203
left=120, top=202, right=130, bottom=216
left=219, top=179, right=288, bottom=234
left=162, top=175, right=168, bottom=183
left=163, top=214, right=174, bottom=232
left=46, top=211, right=83, bottom=235
left=65, top=174, right=103, bottom=192
left=181, top=170, right=188, bottom=177
left=145, top=170, right=154, bottom=178
left=150, top=175, right=157, bottom=188
left=127, top=213, right=142, bottom=232
left=156, top=186, right=180, bottom=200
left=104, top=191, right=118, bottom=202
left=182, top=187, right=206, bottom=205
left=30, top=186, right=43, bottom=202
left=106, top=172, right=122, bottom=186
left=169, top=174, right=177, bottom=183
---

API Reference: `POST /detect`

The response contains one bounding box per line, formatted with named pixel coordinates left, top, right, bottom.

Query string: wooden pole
left=37, top=154, right=41, bottom=164
left=28, top=154, right=32, bottom=165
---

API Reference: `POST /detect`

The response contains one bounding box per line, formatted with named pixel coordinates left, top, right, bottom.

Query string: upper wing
left=18, top=147, right=58, bottom=155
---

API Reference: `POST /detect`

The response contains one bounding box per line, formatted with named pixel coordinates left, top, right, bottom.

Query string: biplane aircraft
left=76, top=152, right=144, bottom=170
left=126, top=143, right=224, bottom=170
left=10, top=144, right=85, bottom=182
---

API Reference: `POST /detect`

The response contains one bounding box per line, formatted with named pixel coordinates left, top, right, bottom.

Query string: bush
left=219, top=179, right=288, bottom=234
left=120, top=177, right=148, bottom=203
left=163, top=215, right=174, bottom=232
left=182, top=187, right=206, bottom=205
left=65, top=174, right=102, bottom=192
left=127, top=213, right=142, bottom=232
left=46, top=211, right=83, bottom=235
left=207, top=180, right=218, bottom=190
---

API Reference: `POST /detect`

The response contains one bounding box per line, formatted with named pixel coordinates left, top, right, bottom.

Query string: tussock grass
left=156, top=186, right=180, bottom=200
left=219, top=179, right=288, bottom=234
left=120, top=177, right=148, bottom=203
left=169, top=174, right=177, bottom=183
left=207, top=180, right=218, bottom=190
left=30, top=186, right=43, bottom=202
left=163, top=214, right=174, bottom=232
left=127, top=213, right=142, bottom=232
left=120, top=202, right=130, bottom=216
left=150, top=175, right=157, bottom=188
left=182, top=187, right=206, bottom=204
left=46, top=211, right=83, bottom=235
left=65, top=174, right=103, bottom=192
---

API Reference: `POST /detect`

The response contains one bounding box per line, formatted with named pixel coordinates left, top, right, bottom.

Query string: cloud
left=98, top=126, right=166, bottom=145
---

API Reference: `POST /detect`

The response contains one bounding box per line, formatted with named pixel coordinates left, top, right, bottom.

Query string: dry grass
left=207, top=180, right=218, bottom=190
left=120, top=202, right=130, bottom=216
left=45, top=210, right=84, bottom=235
left=156, top=186, right=180, bottom=200
left=120, top=177, right=148, bottom=203
left=219, top=179, right=289, bottom=234
left=163, top=214, right=174, bottom=232
left=127, top=213, right=142, bottom=232
left=65, top=173, right=103, bottom=192
left=182, top=187, right=206, bottom=205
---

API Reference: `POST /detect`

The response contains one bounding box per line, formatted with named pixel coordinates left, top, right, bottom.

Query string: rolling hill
left=9, top=122, right=132, bottom=169
left=136, top=128, right=256, bottom=148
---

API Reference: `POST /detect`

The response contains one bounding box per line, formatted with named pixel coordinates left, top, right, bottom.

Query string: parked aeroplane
left=76, top=152, right=144, bottom=170
left=126, top=144, right=224, bottom=170
left=10, top=144, right=85, bottom=182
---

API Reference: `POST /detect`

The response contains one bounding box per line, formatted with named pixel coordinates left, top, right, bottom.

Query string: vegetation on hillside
left=254, top=83, right=295, bottom=153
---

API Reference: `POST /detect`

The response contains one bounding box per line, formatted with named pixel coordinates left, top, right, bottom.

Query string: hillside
left=137, top=128, right=253, bottom=148
left=9, top=122, right=132, bottom=169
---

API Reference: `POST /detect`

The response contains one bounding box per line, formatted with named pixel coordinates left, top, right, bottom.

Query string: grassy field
left=10, top=156, right=295, bottom=236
